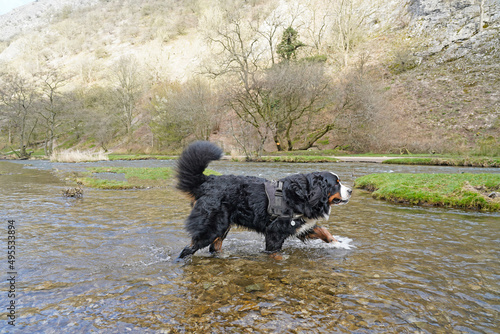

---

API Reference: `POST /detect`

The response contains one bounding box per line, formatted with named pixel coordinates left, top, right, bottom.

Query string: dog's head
left=324, top=172, right=352, bottom=206
left=283, top=172, right=351, bottom=219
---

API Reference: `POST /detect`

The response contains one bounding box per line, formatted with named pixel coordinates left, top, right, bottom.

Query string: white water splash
left=329, top=236, right=356, bottom=250
left=287, top=235, right=356, bottom=250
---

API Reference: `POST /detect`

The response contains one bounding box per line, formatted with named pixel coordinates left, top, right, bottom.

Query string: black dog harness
left=265, top=180, right=292, bottom=219
left=264, top=181, right=314, bottom=235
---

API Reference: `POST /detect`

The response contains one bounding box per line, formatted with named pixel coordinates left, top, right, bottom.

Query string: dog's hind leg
left=265, top=233, right=287, bottom=260
left=178, top=208, right=231, bottom=259
left=178, top=244, right=198, bottom=259
left=209, top=225, right=231, bottom=254
left=178, top=238, right=213, bottom=259
left=178, top=234, right=213, bottom=259
left=178, top=236, right=215, bottom=259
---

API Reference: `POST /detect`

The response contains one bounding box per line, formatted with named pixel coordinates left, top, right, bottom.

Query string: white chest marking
left=294, top=219, right=321, bottom=236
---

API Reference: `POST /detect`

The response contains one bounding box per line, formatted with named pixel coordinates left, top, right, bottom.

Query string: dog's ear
left=306, top=177, right=324, bottom=207
left=287, top=175, right=308, bottom=201
left=306, top=173, right=330, bottom=210
left=284, top=174, right=329, bottom=218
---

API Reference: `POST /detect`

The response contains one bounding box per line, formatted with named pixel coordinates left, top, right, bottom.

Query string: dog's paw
left=269, top=253, right=283, bottom=260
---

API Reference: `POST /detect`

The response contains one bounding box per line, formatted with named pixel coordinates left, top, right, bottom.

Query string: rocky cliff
left=408, top=0, right=499, bottom=63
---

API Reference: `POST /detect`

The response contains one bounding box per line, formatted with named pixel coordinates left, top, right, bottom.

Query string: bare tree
left=150, top=78, right=220, bottom=149
left=303, top=0, right=332, bottom=53
left=37, top=69, right=72, bottom=156
left=222, top=77, right=270, bottom=155
left=204, top=9, right=344, bottom=154
left=204, top=11, right=264, bottom=89
left=253, top=10, right=284, bottom=65
left=333, top=56, right=384, bottom=152
left=260, top=61, right=333, bottom=151
left=329, top=0, right=377, bottom=67
left=228, top=117, right=268, bottom=159
left=111, top=55, right=144, bottom=135
left=203, top=11, right=271, bottom=155
left=0, top=72, right=39, bottom=158
left=77, top=85, right=120, bottom=151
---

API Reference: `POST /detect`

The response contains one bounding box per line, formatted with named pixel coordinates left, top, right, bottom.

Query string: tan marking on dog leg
left=269, top=253, right=283, bottom=260
left=211, top=237, right=223, bottom=253
left=306, top=226, right=336, bottom=243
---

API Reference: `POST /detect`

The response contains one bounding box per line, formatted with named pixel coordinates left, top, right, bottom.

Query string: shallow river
left=0, top=159, right=498, bottom=333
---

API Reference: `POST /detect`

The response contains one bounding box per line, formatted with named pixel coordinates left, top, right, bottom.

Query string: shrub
left=474, top=136, right=500, bottom=157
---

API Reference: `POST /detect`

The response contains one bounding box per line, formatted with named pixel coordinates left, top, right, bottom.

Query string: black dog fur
left=176, top=141, right=351, bottom=259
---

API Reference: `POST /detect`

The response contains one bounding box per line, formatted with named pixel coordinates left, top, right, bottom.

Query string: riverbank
left=355, top=173, right=500, bottom=212
left=382, top=157, right=500, bottom=168
left=2, top=150, right=499, bottom=167
left=76, top=167, right=175, bottom=189
left=108, top=154, right=176, bottom=161
left=236, top=155, right=500, bottom=166
left=74, top=166, right=220, bottom=189
left=233, top=156, right=340, bottom=163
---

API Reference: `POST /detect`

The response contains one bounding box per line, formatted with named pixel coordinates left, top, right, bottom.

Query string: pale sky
left=0, top=0, right=34, bottom=15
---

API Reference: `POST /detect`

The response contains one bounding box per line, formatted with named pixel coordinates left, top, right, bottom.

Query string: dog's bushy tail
left=176, top=141, right=223, bottom=196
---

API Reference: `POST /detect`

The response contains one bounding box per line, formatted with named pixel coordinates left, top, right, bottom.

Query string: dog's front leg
left=300, top=225, right=337, bottom=243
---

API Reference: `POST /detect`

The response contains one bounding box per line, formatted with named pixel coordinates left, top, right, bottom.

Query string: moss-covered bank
left=355, top=173, right=500, bottom=211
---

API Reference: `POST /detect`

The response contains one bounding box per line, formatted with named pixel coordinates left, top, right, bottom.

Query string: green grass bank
left=355, top=173, right=500, bottom=211
left=246, top=156, right=339, bottom=163
left=76, top=167, right=222, bottom=189
left=76, top=167, right=176, bottom=189
left=108, top=154, right=176, bottom=161
left=382, top=157, right=500, bottom=168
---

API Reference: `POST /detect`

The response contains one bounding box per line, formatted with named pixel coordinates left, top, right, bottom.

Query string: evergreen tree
left=276, top=26, right=305, bottom=61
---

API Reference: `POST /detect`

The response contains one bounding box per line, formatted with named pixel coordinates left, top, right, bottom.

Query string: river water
left=0, top=159, right=498, bottom=333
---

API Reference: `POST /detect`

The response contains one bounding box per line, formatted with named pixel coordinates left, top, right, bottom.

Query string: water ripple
left=1, top=160, right=498, bottom=333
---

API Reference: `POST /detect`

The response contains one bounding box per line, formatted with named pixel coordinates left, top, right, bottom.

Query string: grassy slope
left=355, top=173, right=500, bottom=211
left=387, top=41, right=500, bottom=153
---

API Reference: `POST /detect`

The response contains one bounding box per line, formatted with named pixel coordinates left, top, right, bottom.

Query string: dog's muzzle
left=333, top=184, right=352, bottom=205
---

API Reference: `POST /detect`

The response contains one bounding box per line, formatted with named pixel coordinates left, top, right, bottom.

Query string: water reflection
left=0, top=160, right=498, bottom=333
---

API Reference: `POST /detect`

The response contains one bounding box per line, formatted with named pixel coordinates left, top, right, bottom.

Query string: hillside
left=0, top=0, right=99, bottom=41
left=0, top=0, right=498, bottom=157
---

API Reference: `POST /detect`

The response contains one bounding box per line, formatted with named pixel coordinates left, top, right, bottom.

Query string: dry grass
left=50, top=149, right=109, bottom=163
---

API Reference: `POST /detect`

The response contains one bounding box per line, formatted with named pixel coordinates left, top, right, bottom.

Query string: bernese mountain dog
left=176, top=141, right=352, bottom=259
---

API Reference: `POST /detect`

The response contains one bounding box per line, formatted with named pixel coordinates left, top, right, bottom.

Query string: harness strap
left=265, top=180, right=292, bottom=219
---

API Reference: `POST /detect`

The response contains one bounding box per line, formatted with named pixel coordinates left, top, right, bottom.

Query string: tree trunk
left=298, top=123, right=334, bottom=151
left=479, top=0, right=485, bottom=32
left=285, top=120, right=294, bottom=151
left=44, top=138, right=48, bottom=157
left=19, top=113, right=27, bottom=158
left=273, top=132, right=282, bottom=151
